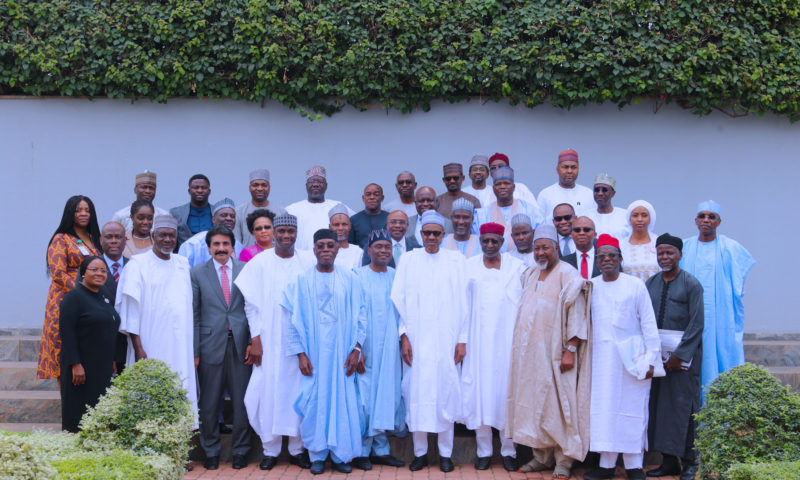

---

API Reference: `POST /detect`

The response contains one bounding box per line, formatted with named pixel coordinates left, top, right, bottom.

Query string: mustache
left=214, top=250, right=228, bottom=255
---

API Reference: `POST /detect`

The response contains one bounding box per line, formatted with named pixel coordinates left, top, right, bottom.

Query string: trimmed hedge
left=1, top=0, right=799, bottom=120
left=727, top=461, right=800, bottom=480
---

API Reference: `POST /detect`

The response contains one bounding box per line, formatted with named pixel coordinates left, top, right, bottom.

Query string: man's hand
left=298, top=353, right=313, bottom=376
left=560, top=350, right=575, bottom=373
left=72, top=364, right=86, bottom=386
left=454, top=343, right=466, bottom=364
left=345, top=349, right=360, bottom=376
left=401, top=335, right=413, bottom=367
left=245, top=336, right=263, bottom=366
left=645, top=365, right=655, bottom=379
left=134, top=348, right=147, bottom=361
left=665, top=354, right=683, bottom=372
left=113, top=361, right=117, bottom=376
left=194, top=356, right=200, bottom=370
left=357, top=356, right=365, bottom=375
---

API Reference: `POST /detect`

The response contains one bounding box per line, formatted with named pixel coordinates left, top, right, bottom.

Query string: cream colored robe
left=505, top=260, right=593, bottom=461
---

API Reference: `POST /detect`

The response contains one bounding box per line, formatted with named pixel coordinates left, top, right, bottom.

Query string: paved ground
left=184, top=462, right=682, bottom=479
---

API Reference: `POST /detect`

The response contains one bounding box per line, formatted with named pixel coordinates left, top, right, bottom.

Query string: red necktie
left=112, top=262, right=120, bottom=283
left=580, top=253, right=589, bottom=279
left=220, top=265, right=231, bottom=306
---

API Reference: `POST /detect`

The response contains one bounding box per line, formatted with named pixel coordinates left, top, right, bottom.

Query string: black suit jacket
left=100, top=256, right=129, bottom=364
left=563, top=251, right=601, bottom=279
left=360, top=236, right=422, bottom=268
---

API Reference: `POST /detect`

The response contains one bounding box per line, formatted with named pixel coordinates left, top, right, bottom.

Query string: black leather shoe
left=627, top=468, right=647, bottom=480
left=680, top=463, right=699, bottom=480
left=502, top=456, right=518, bottom=472
left=310, top=460, right=326, bottom=474
left=370, top=454, right=405, bottom=467
left=203, top=456, right=219, bottom=470
left=647, top=456, right=682, bottom=477
left=584, top=466, right=616, bottom=480
left=259, top=456, right=277, bottom=470
left=474, top=456, right=491, bottom=470
left=409, top=455, right=428, bottom=471
left=232, top=454, right=247, bottom=470
left=353, top=457, right=373, bottom=470
left=218, top=422, right=233, bottom=434
left=332, top=462, right=353, bottom=473
left=289, top=452, right=312, bottom=469
left=440, top=457, right=455, bottom=473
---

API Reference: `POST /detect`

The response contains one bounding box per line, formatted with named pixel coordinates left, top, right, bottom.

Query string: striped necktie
left=112, top=262, right=120, bottom=283
left=220, top=265, right=231, bottom=306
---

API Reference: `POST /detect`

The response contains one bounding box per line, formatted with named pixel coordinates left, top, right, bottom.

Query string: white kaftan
left=285, top=199, right=353, bottom=251
left=537, top=183, right=595, bottom=222
left=334, top=245, right=364, bottom=271
left=587, top=207, right=629, bottom=238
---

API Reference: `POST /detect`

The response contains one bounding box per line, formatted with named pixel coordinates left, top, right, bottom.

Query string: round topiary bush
left=78, top=358, right=194, bottom=474
left=696, top=363, right=800, bottom=479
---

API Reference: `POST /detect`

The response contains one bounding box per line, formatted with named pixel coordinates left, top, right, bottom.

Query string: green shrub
left=727, top=461, right=800, bottom=480
left=0, top=432, right=60, bottom=480
left=79, top=358, right=193, bottom=475
left=51, top=450, right=169, bottom=480
left=696, top=363, right=800, bottom=479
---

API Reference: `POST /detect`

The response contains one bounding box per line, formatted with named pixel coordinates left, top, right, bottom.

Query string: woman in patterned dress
left=620, top=200, right=660, bottom=281
left=38, top=195, right=102, bottom=380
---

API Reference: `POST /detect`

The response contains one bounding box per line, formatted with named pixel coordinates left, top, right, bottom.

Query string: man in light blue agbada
left=680, top=200, right=754, bottom=400
left=283, top=228, right=366, bottom=475
left=352, top=229, right=406, bottom=471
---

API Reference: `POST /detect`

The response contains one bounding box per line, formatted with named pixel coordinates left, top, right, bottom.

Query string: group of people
left=41, top=149, right=754, bottom=479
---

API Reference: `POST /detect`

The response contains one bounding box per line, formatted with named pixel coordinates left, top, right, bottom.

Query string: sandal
left=552, top=463, right=571, bottom=479
left=520, top=458, right=552, bottom=473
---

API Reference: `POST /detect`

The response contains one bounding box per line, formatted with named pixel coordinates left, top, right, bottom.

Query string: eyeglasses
left=397, top=180, right=414, bottom=185
left=573, top=227, right=594, bottom=233
left=421, top=230, right=443, bottom=237
left=481, top=238, right=500, bottom=245
left=697, top=213, right=717, bottom=220
left=553, top=214, right=573, bottom=222
left=596, top=253, right=620, bottom=260
left=593, top=186, right=611, bottom=193
left=253, top=225, right=272, bottom=231
left=443, top=175, right=461, bottom=182
left=86, top=267, right=108, bottom=274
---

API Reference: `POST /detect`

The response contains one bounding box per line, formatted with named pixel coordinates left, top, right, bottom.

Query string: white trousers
left=475, top=425, right=516, bottom=457
left=412, top=424, right=454, bottom=457
left=262, top=435, right=304, bottom=457
left=599, top=451, right=644, bottom=469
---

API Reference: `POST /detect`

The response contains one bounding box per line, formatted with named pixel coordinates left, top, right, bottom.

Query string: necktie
left=580, top=253, right=589, bottom=279
left=112, top=262, right=120, bottom=283
left=220, top=265, right=231, bottom=306
left=393, top=242, right=402, bottom=264
left=562, top=237, right=571, bottom=256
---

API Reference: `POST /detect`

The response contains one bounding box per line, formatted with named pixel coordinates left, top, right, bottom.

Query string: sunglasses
left=697, top=213, right=717, bottom=220
left=593, top=186, right=611, bottom=193
left=553, top=214, right=573, bottom=222
left=573, top=227, right=594, bottom=233
left=443, top=175, right=462, bottom=182
left=421, top=230, right=443, bottom=237
left=397, top=180, right=414, bottom=185
left=253, top=225, right=272, bottom=231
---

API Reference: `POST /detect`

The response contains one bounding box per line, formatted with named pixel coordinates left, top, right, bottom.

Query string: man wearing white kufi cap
left=508, top=213, right=535, bottom=267
left=328, top=203, right=364, bottom=270
left=390, top=210, right=468, bottom=473
left=234, top=169, right=287, bottom=248
left=286, top=166, right=354, bottom=250
left=586, top=173, right=628, bottom=238
left=441, top=197, right=480, bottom=258
left=178, top=198, right=244, bottom=268
left=116, top=214, right=198, bottom=425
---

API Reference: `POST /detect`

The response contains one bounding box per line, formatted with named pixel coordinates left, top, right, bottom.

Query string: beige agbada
left=505, top=261, right=593, bottom=461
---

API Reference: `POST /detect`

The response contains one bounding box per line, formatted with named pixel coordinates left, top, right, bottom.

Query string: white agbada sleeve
left=234, top=259, right=264, bottom=338
left=116, top=257, right=143, bottom=336
left=635, top=280, right=662, bottom=367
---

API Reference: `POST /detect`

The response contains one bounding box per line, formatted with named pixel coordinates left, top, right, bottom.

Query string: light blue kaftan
left=283, top=266, right=366, bottom=463
left=681, top=234, right=754, bottom=400
left=355, top=266, right=404, bottom=456
left=177, top=230, right=244, bottom=268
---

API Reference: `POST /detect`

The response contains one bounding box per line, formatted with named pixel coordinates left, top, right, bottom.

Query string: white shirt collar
left=212, top=257, right=233, bottom=271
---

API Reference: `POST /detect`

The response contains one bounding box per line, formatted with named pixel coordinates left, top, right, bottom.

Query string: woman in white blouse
left=620, top=200, right=660, bottom=281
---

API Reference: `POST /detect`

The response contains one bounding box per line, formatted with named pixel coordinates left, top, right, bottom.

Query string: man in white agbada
left=585, top=234, right=661, bottom=480
left=328, top=203, right=364, bottom=270
left=537, top=149, right=596, bottom=222
left=178, top=198, right=244, bottom=268
left=506, top=225, right=592, bottom=479
left=461, top=222, right=525, bottom=472
left=286, top=166, right=353, bottom=251
left=587, top=173, right=628, bottom=238
left=441, top=197, right=480, bottom=258
left=116, top=215, right=198, bottom=424
left=509, top=213, right=535, bottom=267
left=110, top=170, right=169, bottom=231
left=391, top=210, right=468, bottom=473
left=461, top=155, right=495, bottom=208
left=233, top=213, right=314, bottom=471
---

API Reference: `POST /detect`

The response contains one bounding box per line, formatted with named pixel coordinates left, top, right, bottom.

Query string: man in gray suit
left=192, top=225, right=257, bottom=471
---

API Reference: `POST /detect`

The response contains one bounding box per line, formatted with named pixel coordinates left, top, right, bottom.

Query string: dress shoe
left=626, top=468, right=647, bottom=480
left=502, top=455, right=518, bottom=472
left=584, top=466, right=616, bottom=480
left=680, top=463, right=699, bottom=480
left=203, top=456, right=219, bottom=470
left=310, top=460, right=326, bottom=474
left=474, top=456, right=491, bottom=470
left=289, top=452, right=312, bottom=469
left=184, top=463, right=194, bottom=472
left=647, top=455, right=682, bottom=477
left=370, top=454, right=405, bottom=467
left=353, top=457, right=373, bottom=470
left=409, top=455, right=428, bottom=471
left=232, top=454, right=247, bottom=470
left=218, top=422, right=233, bottom=434
left=332, top=462, right=353, bottom=473
left=259, top=456, right=278, bottom=470
left=440, top=457, right=455, bottom=473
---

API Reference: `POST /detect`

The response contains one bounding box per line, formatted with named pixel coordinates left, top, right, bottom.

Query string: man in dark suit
left=170, top=174, right=213, bottom=250
left=99, top=222, right=130, bottom=373
left=562, top=216, right=600, bottom=279
left=191, top=225, right=255, bottom=471
left=362, top=210, right=421, bottom=267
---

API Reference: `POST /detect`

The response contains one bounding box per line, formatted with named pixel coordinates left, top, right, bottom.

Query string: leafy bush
left=79, top=358, right=194, bottom=473
left=696, top=363, right=800, bottom=479
left=1, top=1, right=799, bottom=120
left=0, top=432, right=59, bottom=480
left=727, top=461, right=800, bottom=480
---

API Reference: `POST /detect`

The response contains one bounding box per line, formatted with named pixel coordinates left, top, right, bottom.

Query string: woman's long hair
left=47, top=195, right=103, bottom=264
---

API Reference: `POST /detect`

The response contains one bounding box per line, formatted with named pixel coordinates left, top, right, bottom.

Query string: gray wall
left=1, top=97, right=795, bottom=332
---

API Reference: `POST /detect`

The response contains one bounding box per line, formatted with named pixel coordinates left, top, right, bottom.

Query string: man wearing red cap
left=585, top=234, right=661, bottom=480
left=486, top=153, right=539, bottom=205
left=461, top=223, right=526, bottom=472
left=537, top=150, right=596, bottom=223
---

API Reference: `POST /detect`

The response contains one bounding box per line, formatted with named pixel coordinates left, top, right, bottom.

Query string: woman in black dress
left=59, top=256, right=121, bottom=432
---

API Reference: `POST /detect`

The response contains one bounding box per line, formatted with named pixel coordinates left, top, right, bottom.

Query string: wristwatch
left=564, top=344, right=577, bottom=353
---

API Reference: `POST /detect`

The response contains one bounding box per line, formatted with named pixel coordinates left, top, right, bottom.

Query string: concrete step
left=767, top=366, right=800, bottom=391
left=745, top=340, right=800, bottom=367
left=0, top=422, right=61, bottom=433
left=0, top=390, right=61, bottom=423
left=0, top=361, right=58, bottom=391
left=0, top=335, right=40, bottom=362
